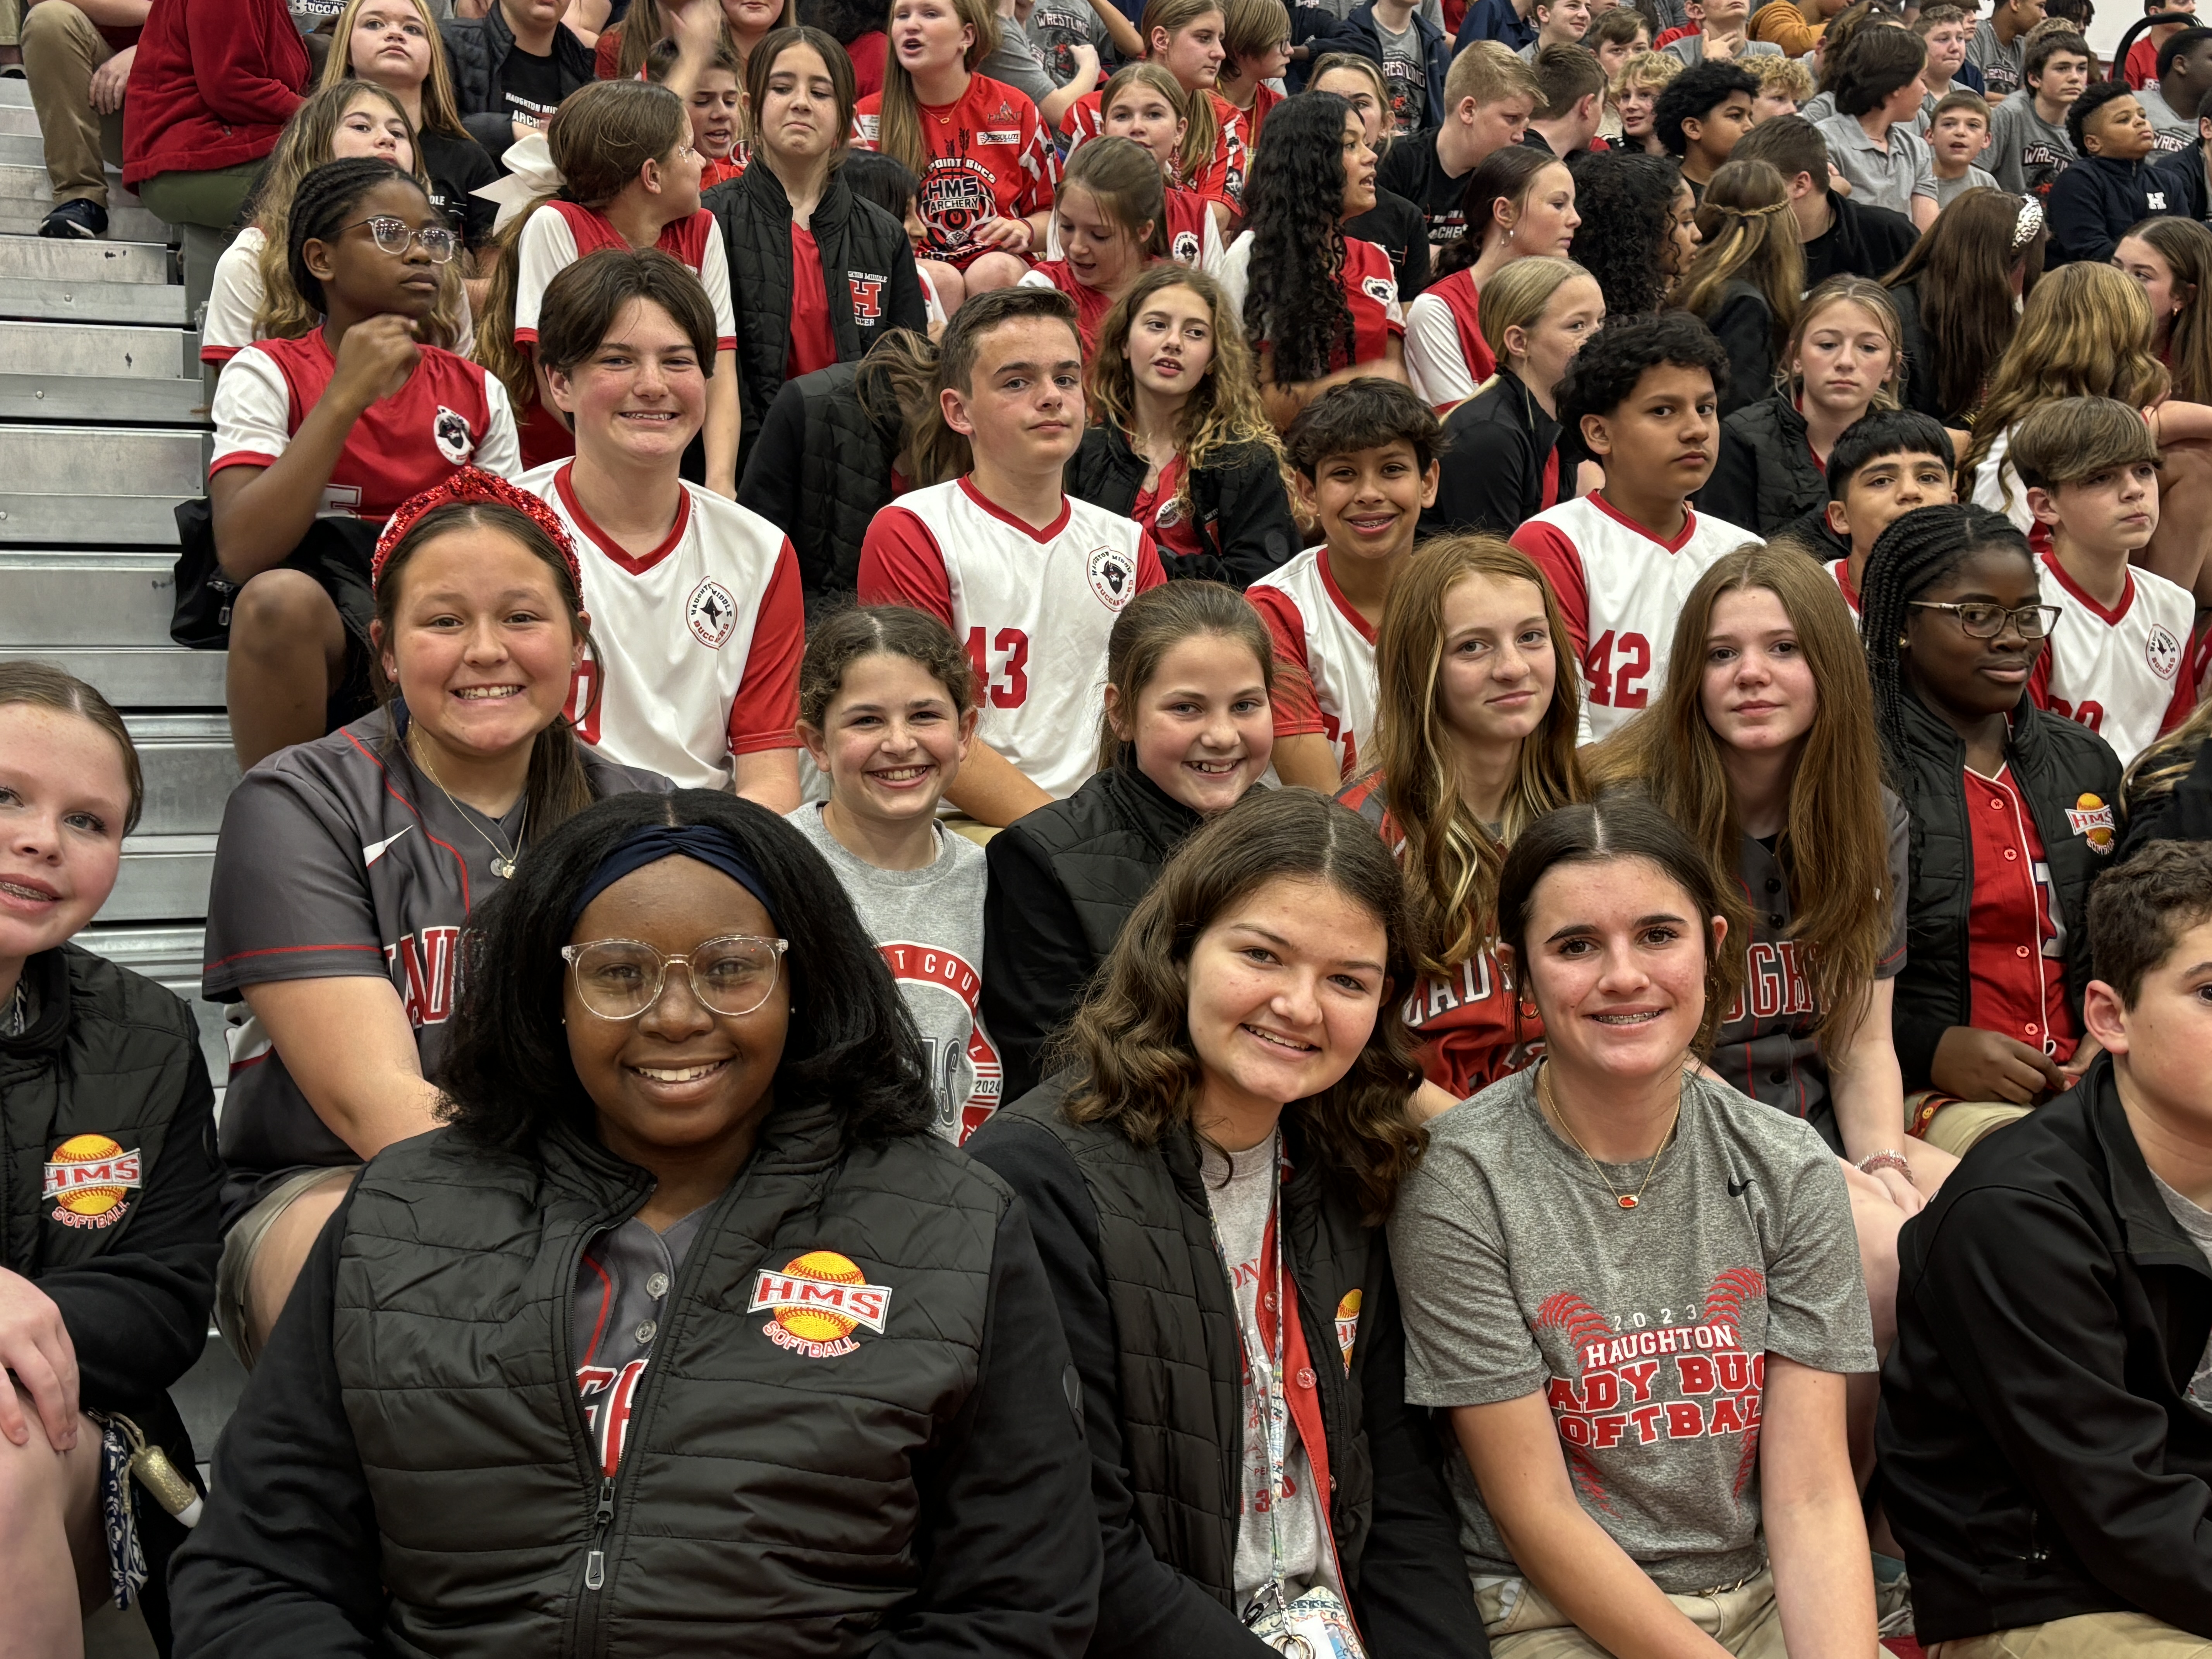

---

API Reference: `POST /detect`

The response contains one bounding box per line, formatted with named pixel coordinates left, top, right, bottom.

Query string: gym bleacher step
left=0, top=161, right=167, bottom=243
left=0, top=316, right=204, bottom=422
left=0, top=230, right=171, bottom=286
left=104, top=832, right=216, bottom=923
left=76, top=922, right=227, bottom=1084
left=0, top=277, right=190, bottom=326
left=123, top=714, right=241, bottom=835
left=0, top=105, right=34, bottom=140
left=0, top=552, right=222, bottom=704
left=0, top=426, right=203, bottom=546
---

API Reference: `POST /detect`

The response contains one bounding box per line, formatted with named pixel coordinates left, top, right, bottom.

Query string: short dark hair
left=1283, top=376, right=1444, bottom=478
left=2089, top=839, right=2212, bottom=1006
left=2025, top=27, right=2093, bottom=83
left=1833, top=24, right=1930, bottom=115
left=534, top=247, right=720, bottom=379
left=840, top=148, right=920, bottom=220
left=2068, top=77, right=2142, bottom=151
left=935, top=284, right=1080, bottom=395
left=1557, top=311, right=1730, bottom=431
left=1590, top=6, right=1652, bottom=46
left=1532, top=41, right=1607, bottom=117
left=1496, top=797, right=1743, bottom=1053
left=1730, top=111, right=1830, bottom=180
left=2009, top=393, right=2159, bottom=490
left=436, top=790, right=939, bottom=1152
left=1826, top=408, right=1956, bottom=502
left=2157, top=22, right=2212, bottom=77
left=1652, top=59, right=1759, bottom=155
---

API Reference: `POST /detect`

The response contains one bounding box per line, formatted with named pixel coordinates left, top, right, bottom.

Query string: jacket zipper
left=554, top=1202, right=636, bottom=1659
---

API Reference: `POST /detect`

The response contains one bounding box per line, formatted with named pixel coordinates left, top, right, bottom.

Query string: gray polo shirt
left=1934, top=163, right=2000, bottom=206
left=1819, top=112, right=1937, bottom=216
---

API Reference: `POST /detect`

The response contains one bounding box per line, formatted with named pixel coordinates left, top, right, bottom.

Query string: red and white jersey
left=523, top=460, right=804, bottom=790
left=2028, top=550, right=2195, bottom=766
left=1017, top=260, right=1121, bottom=357
left=853, top=76, right=1057, bottom=268
left=1041, top=185, right=1225, bottom=274
left=210, top=332, right=519, bottom=520
left=1247, top=546, right=1379, bottom=783
left=512, top=201, right=737, bottom=354
left=1064, top=90, right=1246, bottom=207
left=1828, top=556, right=1861, bottom=620
left=856, top=477, right=1166, bottom=800
left=1221, top=231, right=1405, bottom=374
left=1404, top=268, right=1494, bottom=410
left=1510, top=492, right=1759, bottom=743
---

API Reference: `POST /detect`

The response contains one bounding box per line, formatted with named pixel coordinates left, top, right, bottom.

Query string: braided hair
left=1857, top=502, right=2032, bottom=771
left=287, top=156, right=426, bottom=316
left=1240, top=91, right=1358, bottom=386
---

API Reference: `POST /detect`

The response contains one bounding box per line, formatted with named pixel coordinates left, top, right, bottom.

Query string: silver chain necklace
left=407, top=730, right=527, bottom=879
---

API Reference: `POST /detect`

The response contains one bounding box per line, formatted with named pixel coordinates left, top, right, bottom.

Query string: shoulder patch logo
left=750, top=1251, right=893, bottom=1358
left=2067, top=791, right=2116, bottom=855
left=2147, top=621, right=2183, bottom=681
left=1171, top=228, right=1202, bottom=265
left=1088, top=544, right=1137, bottom=611
left=686, top=578, right=738, bottom=649
left=1334, top=1288, right=1362, bottom=1373
left=848, top=273, right=886, bottom=321
left=1361, top=275, right=1396, bottom=307
left=44, top=1135, right=141, bottom=1230
left=432, top=405, right=476, bottom=466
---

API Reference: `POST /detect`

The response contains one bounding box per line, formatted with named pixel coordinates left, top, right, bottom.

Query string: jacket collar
left=742, top=160, right=849, bottom=232
left=0, top=948, right=69, bottom=1059
left=1899, top=683, right=2043, bottom=767
left=1494, top=367, right=1559, bottom=444
left=2084, top=1053, right=2212, bottom=1279
left=535, top=1088, right=848, bottom=1209
left=1101, top=753, right=1212, bottom=853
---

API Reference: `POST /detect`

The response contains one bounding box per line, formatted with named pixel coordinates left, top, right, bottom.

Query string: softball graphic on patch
left=749, top=1250, right=894, bottom=1358
left=43, top=1134, right=142, bottom=1230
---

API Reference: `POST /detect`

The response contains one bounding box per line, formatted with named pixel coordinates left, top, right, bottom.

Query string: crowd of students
left=9, top=0, right=2212, bottom=1652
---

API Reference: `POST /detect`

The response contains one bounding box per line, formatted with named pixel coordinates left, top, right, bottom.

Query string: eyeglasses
left=343, top=215, right=459, bottom=264
left=1908, top=600, right=2064, bottom=641
left=561, top=935, right=789, bottom=1020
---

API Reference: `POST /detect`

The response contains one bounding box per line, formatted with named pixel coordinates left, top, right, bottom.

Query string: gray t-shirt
left=1203, top=1132, right=1334, bottom=1609
left=786, top=804, right=998, bottom=1143
left=2138, top=82, right=2197, bottom=155
left=1026, top=0, right=1112, bottom=86
left=1935, top=163, right=2000, bottom=207
left=2151, top=1171, right=2212, bottom=1410
left=1967, top=18, right=2024, bottom=101
left=1819, top=113, right=1937, bottom=218
left=1988, top=88, right=2075, bottom=199
left=1661, top=34, right=1783, bottom=68
left=1375, top=16, right=1428, bottom=135
left=1389, top=1066, right=1876, bottom=1595
left=573, top=1205, right=712, bottom=1477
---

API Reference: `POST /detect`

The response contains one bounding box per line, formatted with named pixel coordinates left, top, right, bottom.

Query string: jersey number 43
left=966, top=627, right=1030, bottom=709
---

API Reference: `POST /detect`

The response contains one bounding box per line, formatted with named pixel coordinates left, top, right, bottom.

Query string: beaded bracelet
left=1857, top=1150, right=1914, bottom=1181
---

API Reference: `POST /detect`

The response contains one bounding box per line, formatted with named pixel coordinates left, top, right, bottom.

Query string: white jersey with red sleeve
left=2027, top=550, right=2195, bottom=766
left=1509, top=493, right=1759, bottom=743
left=522, top=460, right=803, bottom=790
left=852, top=77, right=1057, bottom=268
left=512, top=201, right=737, bottom=354
left=856, top=477, right=1165, bottom=800
left=209, top=333, right=519, bottom=520
left=1246, top=546, right=1379, bottom=783
left=1220, top=232, right=1405, bottom=372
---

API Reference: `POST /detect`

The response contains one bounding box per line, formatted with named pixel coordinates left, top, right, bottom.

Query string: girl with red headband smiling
left=199, top=469, right=671, bottom=1372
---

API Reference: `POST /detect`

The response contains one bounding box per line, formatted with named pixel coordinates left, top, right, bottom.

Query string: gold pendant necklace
left=1539, top=1064, right=1680, bottom=1211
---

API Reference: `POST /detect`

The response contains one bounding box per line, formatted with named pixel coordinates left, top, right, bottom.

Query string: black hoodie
left=2047, top=152, right=2180, bottom=267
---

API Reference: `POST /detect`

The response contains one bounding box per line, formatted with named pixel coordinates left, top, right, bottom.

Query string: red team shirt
left=1339, top=775, right=1541, bottom=1097
left=1404, top=268, right=1496, bottom=410
left=1062, top=89, right=1248, bottom=205
left=788, top=224, right=841, bottom=378
left=1962, top=763, right=2079, bottom=1063
left=1247, top=546, right=1381, bottom=783
left=1226, top=233, right=1407, bottom=376
left=1131, top=454, right=1205, bottom=562
left=2027, top=550, right=2196, bottom=766
left=1016, top=259, right=1121, bottom=354
left=857, top=478, right=1167, bottom=800
left=853, top=76, right=1058, bottom=268
left=209, top=332, right=520, bottom=519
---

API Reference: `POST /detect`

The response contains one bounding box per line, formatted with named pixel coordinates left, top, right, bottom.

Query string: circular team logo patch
left=44, top=1133, right=142, bottom=1230
left=686, top=578, right=738, bottom=649
left=1088, top=545, right=1137, bottom=611
left=1361, top=275, right=1396, bottom=307
left=747, top=1250, right=894, bottom=1359
left=432, top=405, right=476, bottom=466
left=1171, top=228, right=1202, bottom=265
left=2147, top=621, right=2183, bottom=681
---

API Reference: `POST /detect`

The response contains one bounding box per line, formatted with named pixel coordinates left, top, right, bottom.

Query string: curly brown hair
left=1059, top=788, right=1428, bottom=1222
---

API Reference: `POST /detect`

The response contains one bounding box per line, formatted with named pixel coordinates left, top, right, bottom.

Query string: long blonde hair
left=1368, top=538, right=1583, bottom=979
left=1141, top=0, right=1226, bottom=191
left=1965, top=261, right=2169, bottom=507
left=251, top=83, right=466, bottom=348
left=1585, top=544, right=1893, bottom=1048
left=1086, top=265, right=1283, bottom=526
left=2124, top=694, right=2212, bottom=827
left=877, top=0, right=1000, bottom=179
left=1100, top=59, right=1194, bottom=177
left=1667, top=159, right=1803, bottom=362
left=317, top=0, right=468, bottom=137
left=1785, top=275, right=1902, bottom=408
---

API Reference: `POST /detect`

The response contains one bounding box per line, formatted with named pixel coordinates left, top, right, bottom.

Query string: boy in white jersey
left=1812, top=408, right=1959, bottom=617
left=1249, top=378, right=1442, bottom=790
left=859, top=286, right=1166, bottom=825
left=2014, top=396, right=2197, bottom=764
left=1510, top=313, right=1758, bottom=742
left=522, top=249, right=805, bottom=806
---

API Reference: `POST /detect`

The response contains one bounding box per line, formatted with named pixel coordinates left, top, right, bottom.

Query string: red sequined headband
left=371, top=467, right=583, bottom=593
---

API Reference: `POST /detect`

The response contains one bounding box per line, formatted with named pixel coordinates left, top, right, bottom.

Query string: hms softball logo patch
left=44, top=1135, right=141, bottom=1230
left=750, top=1251, right=893, bottom=1358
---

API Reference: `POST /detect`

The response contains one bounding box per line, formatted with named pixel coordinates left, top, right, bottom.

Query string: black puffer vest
left=1888, top=689, right=2124, bottom=1089
left=1708, top=390, right=1827, bottom=537
left=329, top=1100, right=1013, bottom=1657
left=1064, top=423, right=1298, bottom=589
left=999, top=759, right=1210, bottom=961
left=708, top=165, right=926, bottom=476
left=1001, top=1081, right=1383, bottom=1606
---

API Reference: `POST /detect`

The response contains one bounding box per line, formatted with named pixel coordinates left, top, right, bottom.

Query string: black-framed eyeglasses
left=561, top=935, right=789, bottom=1020
left=1908, top=600, right=2063, bottom=641
left=343, top=215, right=459, bottom=263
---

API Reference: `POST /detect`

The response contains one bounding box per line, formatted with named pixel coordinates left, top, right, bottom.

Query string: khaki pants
left=21, top=0, right=122, bottom=207
left=1932, top=1612, right=2212, bottom=1657
left=1910, top=1091, right=2034, bottom=1157
left=1477, top=1570, right=1788, bottom=1658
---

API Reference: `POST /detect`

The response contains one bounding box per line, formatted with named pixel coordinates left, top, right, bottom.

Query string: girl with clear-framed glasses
left=208, top=156, right=523, bottom=772
left=1858, top=501, right=2124, bottom=1158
